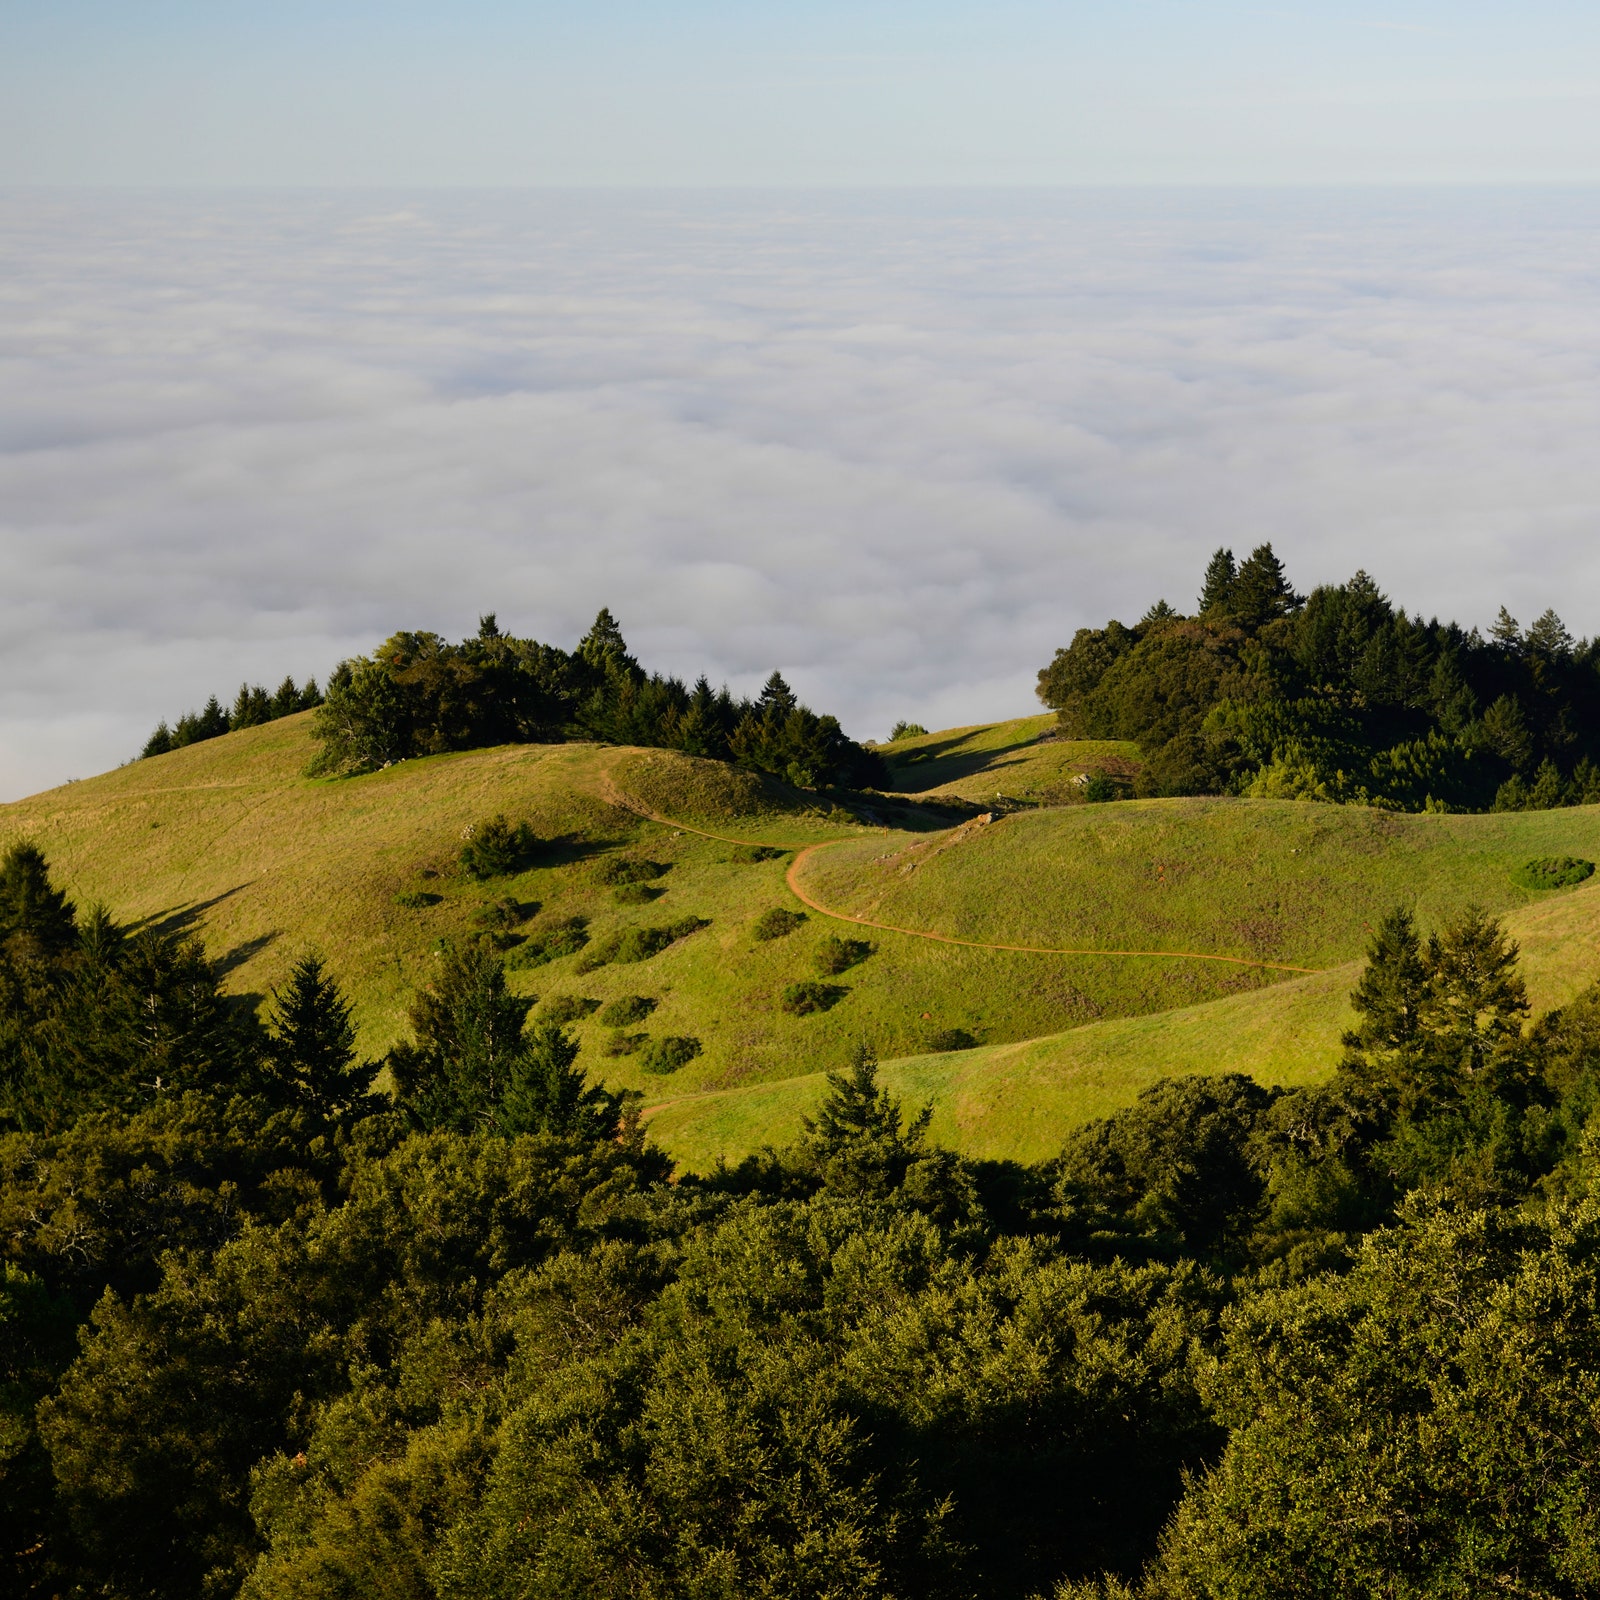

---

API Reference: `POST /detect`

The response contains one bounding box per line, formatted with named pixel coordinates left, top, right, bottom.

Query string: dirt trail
left=597, top=769, right=1321, bottom=977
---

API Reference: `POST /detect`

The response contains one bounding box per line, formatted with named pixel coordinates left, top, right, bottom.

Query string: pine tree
left=1423, top=908, right=1529, bottom=1083
left=1339, top=908, right=1430, bottom=1111
left=758, top=671, right=798, bottom=716
left=496, top=1020, right=623, bottom=1139
left=1198, top=548, right=1238, bottom=615
left=577, top=608, right=637, bottom=678
left=0, top=842, right=77, bottom=960
left=140, top=721, right=174, bottom=759
left=1490, top=606, right=1522, bottom=652
left=1524, top=608, right=1574, bottom=660
left=1230, top=543, right=1299, bottom=630
left=264, top=954, right=377, bottom=1117
left=798, top=1043, right=932, bottom=1197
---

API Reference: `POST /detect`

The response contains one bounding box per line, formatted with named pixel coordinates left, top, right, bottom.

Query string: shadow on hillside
left=133, top=884, right=252, bottom=938
left=214, top=931, right=278, bottom=977
left=882, top=731, right=1046, bottom=794
left=539, top=834, right=617, bottom=869
left=837, top=791, right=979, bottom=833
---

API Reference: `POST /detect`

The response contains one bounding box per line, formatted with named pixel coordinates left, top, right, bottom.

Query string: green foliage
left=1082, top=773, right=1119, bottom=803
left=593, top=855, right=668, bottom=886
left=637, top=1035, right=702, bottom=1075
left=502, top=916, right=589, bottom=970
left=459, top=815, right=539, bottom=880
left=597, top=994, right=656, bottom=1028
left=1513, top=854, right=1596, bottom=890
left=601, top=1030, right=646, bottom=1056
left=611, top=881, right=664, bottom=905
left=781, top=980, right=847, bottom=1015
left=752, top=907, right=806, bottom=941
left=574, top=916, right=709, bottom=972
left=889, top=721, right=929, bottom=740
left=472, top=895, right=531, bottom=931
left=393, top=889, right=441, bottom=909
left=143, top=678, right=321, bottom=761
left=731, top=844, right=787, bottom=863
left=813, top=934, right=874, bottom=976
left=540, top=994, right=601, bottom=1027
left=263, top=954, right=380, bottom=1120
left=926, top=1028, right=978, bottom=1053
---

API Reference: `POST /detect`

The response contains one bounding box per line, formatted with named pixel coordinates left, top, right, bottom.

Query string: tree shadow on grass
left=132, top=884, right=252, bottom=938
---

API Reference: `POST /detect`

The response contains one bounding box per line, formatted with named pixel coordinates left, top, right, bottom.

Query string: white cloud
left=3, top=188, right=1600, bottom=800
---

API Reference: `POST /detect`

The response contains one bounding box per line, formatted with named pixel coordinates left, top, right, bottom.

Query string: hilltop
left=7, top=708, right=1600, bottom=1168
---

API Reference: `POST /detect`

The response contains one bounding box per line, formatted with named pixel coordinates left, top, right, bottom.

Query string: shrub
left=541, top=995, right=601, bottom=1027
left=598, top=995, right=657, bottom=1028
left=889, top=721, right=928, bottom=741
left=730, top=844, right=786, bottom=864
left=1082, top=773, right=1120, bottom=804
left=640, top=1035, right=701, bottom=1075
left=753, top=908, right=806, bottom=941
left=594, top=857, right=669, bottom=886
left=460, top=815, right=539, bottom=879
left=613, top=883, right=665, bottom=906
left=1513, top=856, right=1596, bottom=891
left=813, top=935, right=873, bottom=976
left=781, top=981, right=847, bottom=1015
left=926, top=1028, right=978, bottom=1053
left=394, top=890, right=441, bottom=909
left=503, top=916, right=589, bottom=969
left=601, top=1031, right=647, bottom=1057
left=473, top=896, right=531, bottom=931
left=576, top=918, right=710, bottom=973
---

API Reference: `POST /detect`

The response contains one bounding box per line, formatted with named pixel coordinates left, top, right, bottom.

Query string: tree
left=1338, top=908, right=1431, bottom=1112
left=0, top=842, right=76, bottom=960
left=758, top=670, right=798, bottom=716
left=1197, top=548, right=1237, bottom=615
left=496, top=1020, right=626, bottom=1140
left=797, top=1044, right=934, bottom=1200
left=264, top=955, right=378, bottom=1119
left=1229, top=542, right=1299, bottom=631
left=576, top=608, right=636, bottom=678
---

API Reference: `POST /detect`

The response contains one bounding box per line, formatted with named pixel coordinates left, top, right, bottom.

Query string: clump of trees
left=307, top=610, right=888, bottom=791
left=15, top=835, right=1600, bottom=1598
left=141, top=677, right=322, bottom=758
left=1038, top=545, right=1600, bottom=811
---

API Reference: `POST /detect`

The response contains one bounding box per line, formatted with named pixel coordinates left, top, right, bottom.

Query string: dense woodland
left=9, top=829, right=1600, bottom=1598
left=142, top=611, right=887, bottom=793
left=1039, top=545, right=1600, bottom=812
left=140, top=679, right=323, bottom=759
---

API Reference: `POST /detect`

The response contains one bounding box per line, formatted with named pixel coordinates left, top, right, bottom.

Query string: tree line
left=8, top=837, right=1600, bottom=1597
left=1038, top=545, right=1600, bottom=811
left=140, top=677, right=323, bottom=758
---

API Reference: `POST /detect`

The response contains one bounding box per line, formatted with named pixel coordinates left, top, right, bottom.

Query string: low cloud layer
left=3, top=188, right=1599, bottom=800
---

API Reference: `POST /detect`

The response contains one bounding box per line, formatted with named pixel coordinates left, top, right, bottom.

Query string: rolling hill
left=6, top=711, right=1600, bottom=1170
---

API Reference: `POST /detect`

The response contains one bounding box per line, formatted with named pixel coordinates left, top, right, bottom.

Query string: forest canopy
left=10, top=836, right=1600, bottom=1597
left=1037, top=545, right=1600, bottom=812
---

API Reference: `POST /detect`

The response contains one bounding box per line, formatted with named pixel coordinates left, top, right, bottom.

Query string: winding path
left=600, top=771, right=1322, bottom=977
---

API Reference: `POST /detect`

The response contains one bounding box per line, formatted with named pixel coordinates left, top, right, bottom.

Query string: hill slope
left=7, top=714, right=1600, bottom=1168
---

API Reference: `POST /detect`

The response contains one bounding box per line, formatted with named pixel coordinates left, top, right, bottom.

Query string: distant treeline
left=1039, top=544, right=1600, bottom=811
left=306, top=609, right=888, bottom=791
left=140, top=677, right=323, bottom=758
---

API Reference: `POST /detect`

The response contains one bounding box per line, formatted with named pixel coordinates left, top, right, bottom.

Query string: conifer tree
left=1229, top=543, right=1299, bottom=630
left=1490, top=606, right=1522, bottom=651
left=496, top=1020, right=623, bottom=1139
left=0, top=841, right=77, bottom=960
left=1339, top=908, right=1430, bottom=1112
left=264, top=954, right=377, bottom=1117
left=758, top=671, right=798, bottom=716
left=577, top=608, right=637, bottom=678
left=1198, top=548, right=1238, bottom=615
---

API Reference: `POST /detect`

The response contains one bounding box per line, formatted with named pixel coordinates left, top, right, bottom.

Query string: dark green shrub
left=889, top=721, right=928, bottom=740
left=640, top=1035, right=701, bottom=1075
left=613, top=882, right=665, bottom=905
left=1082, top=773, right=1119, bottom=804
left=601, top=1031, right=647, bottom=1057
left=394, top=890, right=441, bottom=909
left=781, top=980, right=846, bottom=1015
left=1512, top=856, right=1596, bottom=890
left=503, top=916, right=589, bottom=969
left=460, top=814, right=539, bottom=879
left=926, top=1028, right=978, bottom=1053
left=541, top=994, right=600, bottom=1027
left=594, top=857, right=669, bottom=886
left=598, top=995, right=657, bottom=1028
left=576, top=918, right=710, bottom=973
left=813, top=935, right=873, bottom=976
left=473, top=896, right=531, bottom=931
left=753, top=908, right=806, bottom=941
left=730, top=844, right=786, bottom=864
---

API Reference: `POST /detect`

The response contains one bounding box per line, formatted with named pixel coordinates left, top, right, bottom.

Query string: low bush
left=503, top=916, right=589, bottom=969
left=781, top=980, right=847, bottom=1015
left=594, top=857, right=669, bottom=886
left=1082, top=773, right=1120, bottom=804
left=640, top=1035, right=701, bottom=1075
left=753, top=908, right=806, bottom=941
left=541, top=994, right=601, bottom=1027
left=598, top=995, right=658, bottom=1028
left=813, top=935, right=873, bottom=976
left=394, top=890, right=441, bottom=909
left=601, top=1031, right=647, bottom=1057
left=613, top=883, right=665, bottom=905
left=889, top=721, right=928, bottom=740
left=730, top=844, right=786, bottom=864
left=473, top=896, right=532, bottom=931
left=576, top=917, right=710, bottom=973
left=460, top=814, right=539, bottom=879
left=1512, top=856, right=1596, bottom=891
left=926, top=1027, right=978, bottom=1053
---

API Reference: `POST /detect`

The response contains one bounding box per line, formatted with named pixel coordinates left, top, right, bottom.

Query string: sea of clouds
left=2, top=187, right=1598, bottom=800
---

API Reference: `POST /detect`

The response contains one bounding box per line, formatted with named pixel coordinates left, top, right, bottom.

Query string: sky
left=2, top=8, right=1600, bottom=798
left=3, top=2, right=1600, bottom=187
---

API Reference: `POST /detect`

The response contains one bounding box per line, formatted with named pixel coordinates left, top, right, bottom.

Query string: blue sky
left=4, top=2, right=1600, bottom=184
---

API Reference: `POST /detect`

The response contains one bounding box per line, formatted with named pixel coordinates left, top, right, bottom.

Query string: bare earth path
left=599, top=770, right=1321, bottom=977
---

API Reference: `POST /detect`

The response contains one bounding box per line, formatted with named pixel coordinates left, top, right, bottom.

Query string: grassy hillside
left=8, top=712, right=1600, bottom=1170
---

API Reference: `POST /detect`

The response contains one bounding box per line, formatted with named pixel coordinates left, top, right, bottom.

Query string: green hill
left=8, top=712, right=1600, bottom=1170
